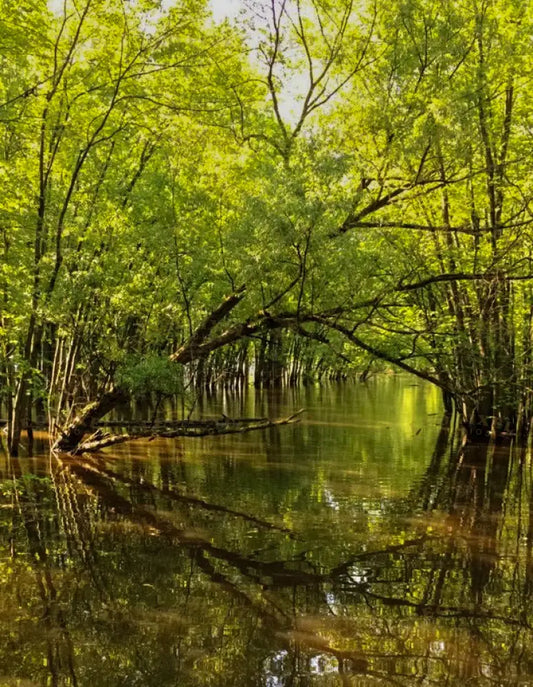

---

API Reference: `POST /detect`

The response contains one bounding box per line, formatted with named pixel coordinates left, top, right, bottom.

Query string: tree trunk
left=52, top=388, right=128, bottom=452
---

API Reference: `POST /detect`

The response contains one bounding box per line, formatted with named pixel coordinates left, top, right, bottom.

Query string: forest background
left=1, top=0, right=532, bottom=454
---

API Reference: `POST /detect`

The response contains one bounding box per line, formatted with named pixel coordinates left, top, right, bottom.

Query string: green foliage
left=117, top=354, right=184, bottom=397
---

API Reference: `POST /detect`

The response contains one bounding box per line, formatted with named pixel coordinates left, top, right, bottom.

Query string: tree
left=323, top=0, right=533, bottom=436
left=3, top=0, right=533, bottom=454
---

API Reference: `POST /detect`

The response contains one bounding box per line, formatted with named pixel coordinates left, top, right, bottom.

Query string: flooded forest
left=2, top=0, right=533, bottom=685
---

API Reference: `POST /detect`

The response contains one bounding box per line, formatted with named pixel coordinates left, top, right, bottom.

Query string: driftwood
left=70, top=410, right=304, bottom=454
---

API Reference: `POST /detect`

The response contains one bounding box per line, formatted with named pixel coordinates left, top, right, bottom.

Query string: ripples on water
left=1, top=377, right=532, bottom=686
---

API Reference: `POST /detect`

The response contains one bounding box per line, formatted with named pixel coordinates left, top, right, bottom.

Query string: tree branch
left=73, top=410, right=304, bottom=453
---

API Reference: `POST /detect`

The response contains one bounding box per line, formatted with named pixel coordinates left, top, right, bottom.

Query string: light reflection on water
left=0, top=377, right=532, bottom=685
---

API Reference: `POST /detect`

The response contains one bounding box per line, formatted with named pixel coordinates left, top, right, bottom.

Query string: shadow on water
left=1, top=380, right=533, bottom=686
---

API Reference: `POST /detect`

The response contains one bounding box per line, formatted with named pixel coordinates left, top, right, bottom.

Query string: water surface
left=1, top=377, right=531, bottom=686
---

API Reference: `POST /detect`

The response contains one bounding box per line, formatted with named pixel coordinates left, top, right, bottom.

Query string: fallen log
left=92, top=416, right=270, bottom=429
left=68, top=410, right=304, bottom=454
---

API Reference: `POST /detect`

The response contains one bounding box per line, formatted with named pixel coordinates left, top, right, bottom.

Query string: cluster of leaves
left=116, top=354, right=184, bottom=397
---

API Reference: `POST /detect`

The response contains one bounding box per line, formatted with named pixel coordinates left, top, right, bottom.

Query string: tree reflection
left=1, top=420, right=533, bottom=685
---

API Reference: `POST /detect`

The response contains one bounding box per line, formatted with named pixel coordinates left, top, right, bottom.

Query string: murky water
left=1, top=377, right=532, bottom=686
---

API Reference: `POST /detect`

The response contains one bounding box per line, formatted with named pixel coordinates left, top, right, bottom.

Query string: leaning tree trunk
left=53, top=388, right=128, bottom=452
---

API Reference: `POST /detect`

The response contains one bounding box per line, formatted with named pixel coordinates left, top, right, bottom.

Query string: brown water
left=1, top=377, right=532, bottom=686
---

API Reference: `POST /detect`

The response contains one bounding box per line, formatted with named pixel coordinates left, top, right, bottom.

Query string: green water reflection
left=1, top=377, right=532, bottom=686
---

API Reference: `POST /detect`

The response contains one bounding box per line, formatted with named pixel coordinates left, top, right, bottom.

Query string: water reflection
left=0, top=379, right=532, bottom=685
